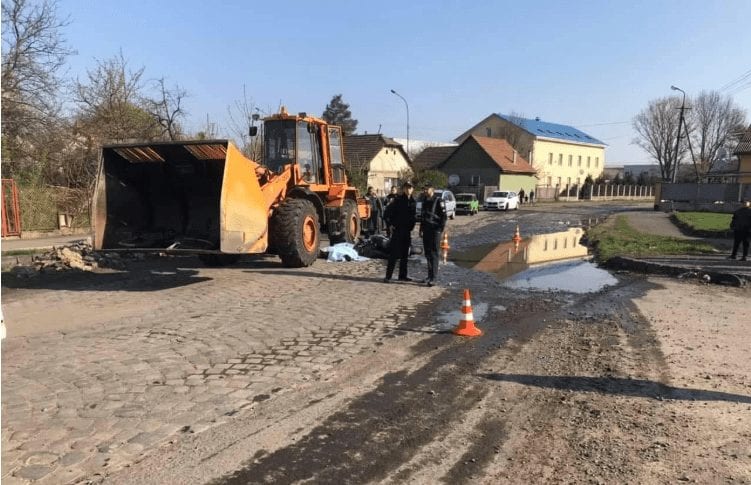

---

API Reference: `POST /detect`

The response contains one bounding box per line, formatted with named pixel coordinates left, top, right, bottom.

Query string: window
left=470, top=175, right=481, bottom=185
left=578, top=155, right=582, bottom=167
left=328, top=126, right=345, bottom=183
left=296, top=121, right=318, bottom=184
left=587, top=156, right=591, bottom=168
left=568, top=155, right=573, bottom=167
left=548, top=153, right=553, bottom=165
left=595, top=157, right=599, bottom=167
left=486, top=127, right=492, bottom=136
left=558, top=154, right=563, bottom=165
left=265, top=119, right=296, bottom=173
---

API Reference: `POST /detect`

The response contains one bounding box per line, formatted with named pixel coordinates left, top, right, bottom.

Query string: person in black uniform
left=383, top=181, right=417, bottom=282
left=419, top=183, right=447, bottom=287
left=729, top=200, right=751, bottom=261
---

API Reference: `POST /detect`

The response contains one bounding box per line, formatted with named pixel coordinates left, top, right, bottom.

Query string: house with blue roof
left=454, top=114, right=606, bottom=194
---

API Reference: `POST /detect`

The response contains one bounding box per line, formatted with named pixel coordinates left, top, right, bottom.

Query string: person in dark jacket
left=365, top=186, right=384, bottom=235
left=383, top=186, right=399, bottom=237
left=383, top=182, right=417, bottom=282
left=419, top=183, right=447, bottom=286
left=729, top=200, right=751, bottom=261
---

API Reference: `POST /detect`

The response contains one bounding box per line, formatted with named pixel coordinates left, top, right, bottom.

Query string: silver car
left=416, top=189, right=456, bottom=220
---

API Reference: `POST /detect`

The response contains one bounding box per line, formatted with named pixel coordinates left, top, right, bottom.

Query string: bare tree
left=688, top=90, right=747, bottom=178
left=500, top=111, right=534, bottom=158
left=144, top=77, right=187, bottom=140
left=1, top=0, right=73, bottom=178
left=226, top=85, right=264, bottom=159
left=73, top=51, right=160, bottom=144
left=632, top=96, right=688, bottom=181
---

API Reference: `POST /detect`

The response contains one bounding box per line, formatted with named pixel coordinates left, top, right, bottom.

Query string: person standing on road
left=383, top=182, right=417, bottom=282
left=383, top=186, right=399, bottom=236
left=518, top=188, right=526, bottom=206
left=365, top=186, right=384, bottom=235
left=529, top=190, right=535, bottom=205
left=419, top=183, right=447, bottom=287
left=729, top=200, right=751, bottom=261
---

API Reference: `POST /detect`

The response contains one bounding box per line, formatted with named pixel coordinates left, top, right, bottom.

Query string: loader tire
left=198, top=254, right=241, bottom=266
left=330, top=199, right=361, bottom=244
left=271, top=198, right=320, bottom=267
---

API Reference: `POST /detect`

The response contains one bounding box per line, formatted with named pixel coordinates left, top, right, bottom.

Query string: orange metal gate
left=2, top=178, right=22, bottom=237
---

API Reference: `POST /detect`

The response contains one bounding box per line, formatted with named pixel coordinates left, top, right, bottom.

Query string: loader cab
left=263, top=110, right=348, bottom=188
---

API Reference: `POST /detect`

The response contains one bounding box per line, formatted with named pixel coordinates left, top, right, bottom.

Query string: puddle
left=435, top=302, right=489, bottom=331
left=454, top=228, right=617, bottom=293
left=502, top=260, right=618, bottom=293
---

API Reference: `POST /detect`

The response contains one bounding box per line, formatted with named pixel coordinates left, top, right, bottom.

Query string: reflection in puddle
left=503, top=260, right=617, bottom=293
left=455, top=228, right=617, bottom=293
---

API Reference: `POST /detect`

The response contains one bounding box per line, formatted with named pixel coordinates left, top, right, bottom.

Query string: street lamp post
left=670, top=85, right=686, bottom=183
left=390, top=89, right=409, bottom=156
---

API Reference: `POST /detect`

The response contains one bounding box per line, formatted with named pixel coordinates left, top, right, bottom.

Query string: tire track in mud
left=209, top=293, right=562, bottom=485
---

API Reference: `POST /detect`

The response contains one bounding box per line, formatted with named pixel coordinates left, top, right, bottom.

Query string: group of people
left=518, top=188, right=534, bottom=205
left=364, top=182, right=447, bottom=287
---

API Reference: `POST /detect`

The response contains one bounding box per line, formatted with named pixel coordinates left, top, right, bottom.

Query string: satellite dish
left=448, top=174, right=460, bottom=186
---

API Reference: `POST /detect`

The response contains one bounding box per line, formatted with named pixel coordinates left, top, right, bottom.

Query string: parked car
left=416, top=189, right=456, bottom=220
left=455, top=193, right=479, bottom=215
left=484, top=191, right=519, bottom=211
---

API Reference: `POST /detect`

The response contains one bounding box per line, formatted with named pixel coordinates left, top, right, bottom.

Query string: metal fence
left=655, top=183, right=751, bottom=213
left=12, top=185, right=91, bottom=233
left=534, top=184, right=655, bottom=202
left=2, top=179, right=22, bottom=237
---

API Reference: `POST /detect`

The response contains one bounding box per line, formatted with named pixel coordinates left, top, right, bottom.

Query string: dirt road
left=103, top=273, right=750, bottom=484
left=3, top=203, right=749, bottom=484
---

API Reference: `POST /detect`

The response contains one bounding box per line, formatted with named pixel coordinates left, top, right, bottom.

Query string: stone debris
left=11, top=241, right=142, bottom=277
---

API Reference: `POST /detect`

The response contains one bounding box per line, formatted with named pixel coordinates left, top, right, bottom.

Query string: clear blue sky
left=61, top=0, right=751, bottom=165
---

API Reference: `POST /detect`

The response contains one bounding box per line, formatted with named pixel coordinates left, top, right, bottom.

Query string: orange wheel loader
left=92, top=107, right=370, bottom=267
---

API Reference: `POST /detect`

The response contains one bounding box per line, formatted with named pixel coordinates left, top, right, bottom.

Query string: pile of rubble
left=11, top=241, right=143, bottom=277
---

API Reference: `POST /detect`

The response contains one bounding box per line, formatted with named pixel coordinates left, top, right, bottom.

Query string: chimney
left=513, top=151, right=517, bottom=164
left=535, top=117, right=540, bottom=121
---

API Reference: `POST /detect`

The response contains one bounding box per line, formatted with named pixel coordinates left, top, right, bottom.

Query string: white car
left=484, top=191, right=520, bottom=211
left=416, top=189, right=456, bottom=220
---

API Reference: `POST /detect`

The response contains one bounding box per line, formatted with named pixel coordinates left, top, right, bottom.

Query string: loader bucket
left=92, top=140, right=269, bottom=254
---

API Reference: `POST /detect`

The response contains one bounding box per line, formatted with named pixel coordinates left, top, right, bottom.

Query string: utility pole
left=670, top=86, right=687, bottom=183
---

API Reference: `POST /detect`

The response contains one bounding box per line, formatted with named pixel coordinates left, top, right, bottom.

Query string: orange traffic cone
left=440, top=231, right=450, bottom=263
left=453, top=289, right=482, bottom=337
left=511, top=224, right=522, bottom=243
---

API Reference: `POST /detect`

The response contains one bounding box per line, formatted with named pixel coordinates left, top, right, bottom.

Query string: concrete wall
left=500, top=173, right=536, bottom=193
left=655, top=182, right=751, bottom=212
left=366, top=147, right=411, bottom=194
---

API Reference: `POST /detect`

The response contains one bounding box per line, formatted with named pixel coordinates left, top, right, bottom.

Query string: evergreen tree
left=322, top=94, right=358, bottom=135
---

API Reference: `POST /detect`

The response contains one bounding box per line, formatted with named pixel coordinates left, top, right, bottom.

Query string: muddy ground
left=4, top=202, right=750, bottom=484
left=105, top=275, right=750, bottom=484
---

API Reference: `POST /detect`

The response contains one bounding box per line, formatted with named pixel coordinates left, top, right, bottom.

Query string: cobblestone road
left=2, top=255, right=443, bottom=484
left=1, top=202, right=649, bottom=484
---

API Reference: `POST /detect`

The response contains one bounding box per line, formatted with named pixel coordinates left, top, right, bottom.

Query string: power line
left=719, top=67, right=751, bottom=92
left=574, top=121, right=631, bottom=128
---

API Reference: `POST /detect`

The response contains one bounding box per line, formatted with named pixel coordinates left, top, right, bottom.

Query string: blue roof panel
left=499, top=114, right=606, bottom=146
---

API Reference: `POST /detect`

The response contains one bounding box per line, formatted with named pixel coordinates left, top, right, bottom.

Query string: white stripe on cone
left=463, top=312, right=474, bottom=321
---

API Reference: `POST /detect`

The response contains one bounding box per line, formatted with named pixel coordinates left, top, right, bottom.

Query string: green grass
left=588, top=215, right=717, bottom=261
left=673, top=211, right=732, bottom=232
